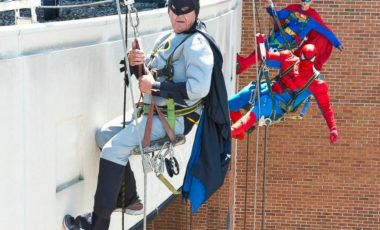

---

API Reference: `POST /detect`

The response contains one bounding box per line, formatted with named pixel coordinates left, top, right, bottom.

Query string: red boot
left=236, top=51, right=257, bottom=75
left=231, top=112, right=257, bottom=140
left=230, top=110, right=242, bottom=123
left=236, top=33, right=267, bottom=75
left=230, top=110, right=244, bottom=140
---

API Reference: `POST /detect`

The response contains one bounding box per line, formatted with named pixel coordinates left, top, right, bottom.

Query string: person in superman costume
left=236, top=0, right=344, bottom=74
left=229, top=34, right=339, bottom=144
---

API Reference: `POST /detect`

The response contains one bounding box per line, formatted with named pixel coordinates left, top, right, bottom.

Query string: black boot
left=117, top=162, right=137, bottom=208
left=116, top=162, right=144, bottom=215
left=90, top=212, right=110, bottom=230
left=91, top=159, right=125, bottom=230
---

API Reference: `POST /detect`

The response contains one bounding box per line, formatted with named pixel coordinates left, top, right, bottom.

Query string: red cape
left=284, top=4, right=333, bottom=70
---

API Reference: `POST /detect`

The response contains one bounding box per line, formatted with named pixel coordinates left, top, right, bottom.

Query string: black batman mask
left=168, top=0, right=200, bottom=16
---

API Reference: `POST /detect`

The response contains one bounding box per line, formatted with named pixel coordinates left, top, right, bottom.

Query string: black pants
left=91, top=159, right=137, bottom=230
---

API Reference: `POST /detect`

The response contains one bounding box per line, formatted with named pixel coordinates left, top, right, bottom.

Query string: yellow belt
left=284, top=27, right=296, bottom=37
left=141, top=99, right=203, bottom=117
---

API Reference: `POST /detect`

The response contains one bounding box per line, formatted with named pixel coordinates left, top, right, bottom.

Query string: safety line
left=261, top=126, right=269, bottom=230
left=121, top=1, right=128, bottom=228
left=251, top=0, right=261, bottom=229
left=243, top=134, right=250, bottom=229
left=115, top=1, right=148, bottom=230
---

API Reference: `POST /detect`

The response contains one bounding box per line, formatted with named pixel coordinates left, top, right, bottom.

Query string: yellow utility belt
left=140, top=99, right=203, bottom=117
left=284, top=27, right=296, bottom=37
left=138, top=99, right=203, bottom=130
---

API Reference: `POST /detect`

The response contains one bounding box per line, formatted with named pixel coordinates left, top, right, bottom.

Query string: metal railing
left=0, top=0, right=40, bottom=23
left=0, top=0, right=165, bottom=25
left=0, top=0, right=120, bottom=24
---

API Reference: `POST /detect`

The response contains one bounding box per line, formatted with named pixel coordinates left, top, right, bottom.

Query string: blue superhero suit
left=266, top=8, right=342, bottom=52
left=236, top=8, right=343, bottom=73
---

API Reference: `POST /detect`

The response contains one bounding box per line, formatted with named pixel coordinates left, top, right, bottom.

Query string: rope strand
left=243, top=134, right=250, bottom=229
left=121, top=3, right=128, bottom=230
left=261, top=126, right=269, bottom=230
left=115, top=1, right=148, bottom=229
left=251, top=0, right=261, bottom=229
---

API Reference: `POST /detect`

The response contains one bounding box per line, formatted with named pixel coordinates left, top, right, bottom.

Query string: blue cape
left=182, top=21, right=231, bottom=213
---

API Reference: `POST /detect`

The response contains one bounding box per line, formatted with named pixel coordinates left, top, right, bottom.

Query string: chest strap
left=280, top=70, right=320, bottom=112
left=149, top=33, right=194, bottom=82
left=276, top=61, right=296, bottom=81
left=138, top=99, right=202, bottom=131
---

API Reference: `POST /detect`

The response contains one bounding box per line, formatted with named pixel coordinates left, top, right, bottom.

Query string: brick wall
left=147, top=0, right=380, bottom=229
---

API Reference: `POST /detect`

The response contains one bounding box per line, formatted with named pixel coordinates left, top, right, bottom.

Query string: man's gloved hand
left=329, top=128, right=339, bottom=144
left=120, top=58, right=129, bottom=87
left=236, top=34, right=267, bottom=75
left=338, top=44, right=344, bottom=52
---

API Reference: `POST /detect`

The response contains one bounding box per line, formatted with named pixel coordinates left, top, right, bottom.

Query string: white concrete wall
left=0, top=0, right=241, bottom=229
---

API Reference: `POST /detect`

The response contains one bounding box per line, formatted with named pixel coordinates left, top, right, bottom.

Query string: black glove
left=120, top=58, right=129, bottom=87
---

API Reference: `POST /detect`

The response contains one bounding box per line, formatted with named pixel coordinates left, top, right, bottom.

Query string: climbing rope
left=261, top=125, right=269, bottom=230
left=115, top=1, right=148, bottom=229
left=251, top=0, right=262, bottom=229
left=121, top=1, right=128, bottom=228
left=243, top=134, right=250, bottom=229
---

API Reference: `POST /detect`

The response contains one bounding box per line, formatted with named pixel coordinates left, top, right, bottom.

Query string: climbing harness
left=132, top=32, right=202, bottom=195
left=248, top=61, right=316, bottom=127
left=131, top=134, right=185, bottom=195
left=139, top=99, right=203, bottom=117
left=278, top=70, right=319, bottom=113
left=143, top=32, right=200, bottom=131
left=139, top=94, right=182, bottom=194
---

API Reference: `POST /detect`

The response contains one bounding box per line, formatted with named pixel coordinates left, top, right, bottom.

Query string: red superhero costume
left=230, top=43, right=339, bottom=144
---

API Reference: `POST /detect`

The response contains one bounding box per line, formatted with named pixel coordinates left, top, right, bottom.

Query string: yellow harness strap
left=157, top=174, right=181, bottom=195
left=166, top=98, right=176, bottom=130
left=141, top=99, right=203, bottom=117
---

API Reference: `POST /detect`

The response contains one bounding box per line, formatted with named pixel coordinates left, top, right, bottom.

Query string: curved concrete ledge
left=0, top=0, right=238, bottom=60
left=0, top=0, right=241, bottom=229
